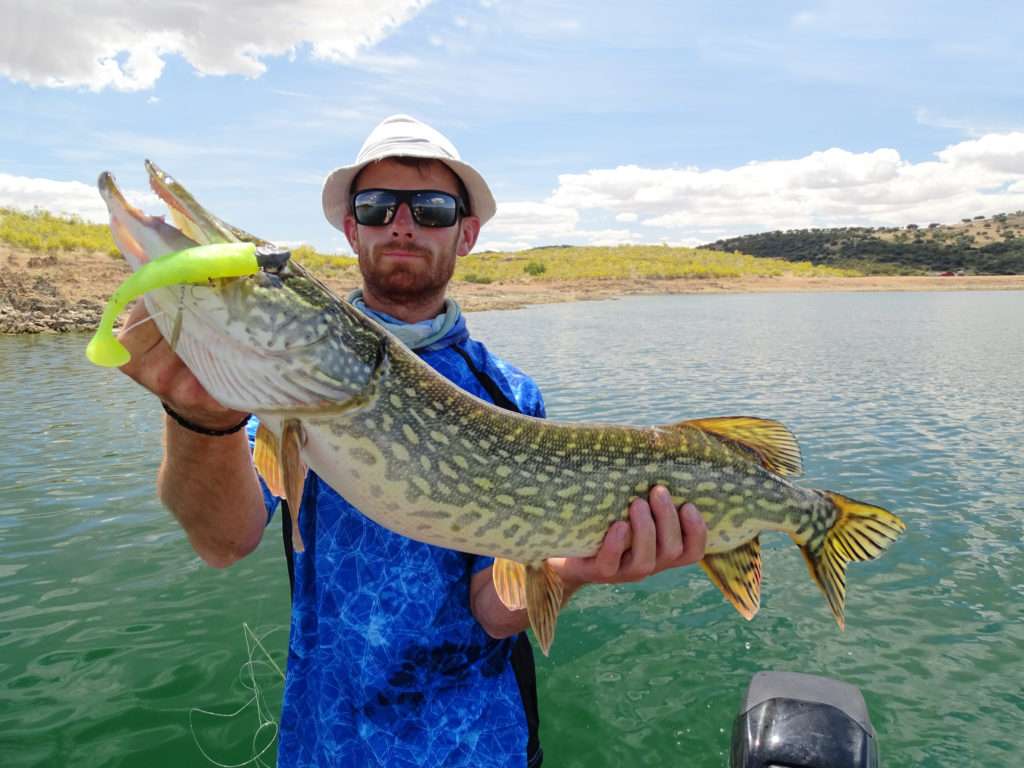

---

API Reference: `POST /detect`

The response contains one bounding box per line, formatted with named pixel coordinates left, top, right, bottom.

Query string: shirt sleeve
left=471, top=555, right=495, bottom=575
left=246, top=418, right=282, bottom=525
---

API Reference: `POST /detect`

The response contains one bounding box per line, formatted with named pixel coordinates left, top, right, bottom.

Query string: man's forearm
left=158, top=417, right=267, bottom=568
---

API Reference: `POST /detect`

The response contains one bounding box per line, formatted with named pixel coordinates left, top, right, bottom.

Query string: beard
left=358, top=241, right=457, bottom=304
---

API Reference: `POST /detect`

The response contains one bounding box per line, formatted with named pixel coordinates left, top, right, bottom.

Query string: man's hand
left=116, top=300, right=266, bottom=567
left=118, top=301, right=248, bottom=431
left=470, top=485, right=708, bottom=640
left=549, top=485, right=707, bottom=590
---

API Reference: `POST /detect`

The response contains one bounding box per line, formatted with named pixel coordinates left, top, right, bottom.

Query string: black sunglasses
left=351, top=188, right=468, bottom=228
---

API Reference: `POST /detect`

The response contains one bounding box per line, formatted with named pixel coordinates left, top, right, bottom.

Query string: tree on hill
left=702, top=225, right=1024, bottom=274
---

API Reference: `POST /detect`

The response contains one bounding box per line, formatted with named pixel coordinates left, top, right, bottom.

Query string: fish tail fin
left=796, top=491, right=905, bottom=629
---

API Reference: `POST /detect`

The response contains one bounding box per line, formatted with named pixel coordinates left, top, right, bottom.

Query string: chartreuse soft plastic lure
left=86, top=242, right=259, bottom=367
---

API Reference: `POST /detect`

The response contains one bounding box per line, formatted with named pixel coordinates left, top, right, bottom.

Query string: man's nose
left=390, top=202, right=416, bottom=235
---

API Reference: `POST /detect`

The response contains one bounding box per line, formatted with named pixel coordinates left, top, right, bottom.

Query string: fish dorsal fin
left=700, top=537, right=763, bottom=620
left=669, top=416, right=803, bottom=477
left=254, top=423, right=284, bottom=498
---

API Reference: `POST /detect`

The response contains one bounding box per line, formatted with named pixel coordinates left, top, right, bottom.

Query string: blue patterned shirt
left=253, top=329, right=546, bottom=767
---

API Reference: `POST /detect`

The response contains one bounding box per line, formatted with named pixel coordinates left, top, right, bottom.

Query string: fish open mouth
left=145, top=159, right=273, bottom=249
left=98, top=170, right=198, bottom=271
left=95, top=161, right=355, bottom=410
left=98, top=160, right=277, bottom=273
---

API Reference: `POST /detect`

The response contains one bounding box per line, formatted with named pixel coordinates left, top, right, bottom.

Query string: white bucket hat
left=322, top=114, right=497, bottom=231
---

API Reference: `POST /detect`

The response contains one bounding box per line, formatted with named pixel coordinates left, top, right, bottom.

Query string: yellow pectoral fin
left=700, top=537, right=763, bottom=621
left=525, top=562, right=565, bottom=657
left=493, top=558, right=528, bottom=611
left=673, top=416, right=803, bottom=477
left=281, top=419, right=308, bottom=553
left=253, top=423, right=285, bottom=498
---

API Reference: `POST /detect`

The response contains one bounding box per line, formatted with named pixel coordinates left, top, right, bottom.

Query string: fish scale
left=93, top=160, right=907, bottom=655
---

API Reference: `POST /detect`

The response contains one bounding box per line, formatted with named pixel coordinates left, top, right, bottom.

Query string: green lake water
left=1, top=291, right=1022, bottom=766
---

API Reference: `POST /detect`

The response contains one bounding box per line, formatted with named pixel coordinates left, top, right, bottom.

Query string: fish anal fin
left=493, top=558, right=528, bottom=611
left=671, top=416, right=803, bottom=477
left=281, top=419, right=308, bottom=553
left=797, top=491, right=905, bottom=630
left=526, top=562, right=565, bottom=657
left=253, top=423, right=284, bottom=498
left=700, top=537, right=762, bottom=621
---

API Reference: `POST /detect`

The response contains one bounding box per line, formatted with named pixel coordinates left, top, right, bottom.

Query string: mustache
left=372, top=242, right=433, bottom=259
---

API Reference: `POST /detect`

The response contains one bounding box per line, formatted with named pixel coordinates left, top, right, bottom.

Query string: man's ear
left=343, top=215, right=359, bottom=252
left=456, top=216, right=481, bottom=257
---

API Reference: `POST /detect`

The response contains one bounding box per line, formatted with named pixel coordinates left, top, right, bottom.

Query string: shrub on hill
left=0, top=207, right=118, bottom=255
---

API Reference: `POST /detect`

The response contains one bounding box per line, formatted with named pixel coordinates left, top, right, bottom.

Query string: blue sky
left=2, top=0, right=1023, bottom=253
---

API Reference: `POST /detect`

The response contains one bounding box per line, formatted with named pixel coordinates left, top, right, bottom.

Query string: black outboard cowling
left=731, top=671, right=879, bottom=768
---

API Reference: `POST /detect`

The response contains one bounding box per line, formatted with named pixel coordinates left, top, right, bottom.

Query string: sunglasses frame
left=351, top=188, right=468, bottom=228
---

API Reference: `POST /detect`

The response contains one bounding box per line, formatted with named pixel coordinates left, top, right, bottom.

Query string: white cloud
left=543, top=132, right=1024, bottom=242
left=913, top=108, right=1002, bottom=138
left=481, top=199, right=648, bottom=250
left=475, top=239, right=533, bottom=253
left=487, top=200, right=579, bottom=242
left=615, top=212, right=638, bottom=222
left=0, top=1, right=431, bottom=91
left=935, top=132, right=1024, bottom=174
left=0, top=173, right=160, bottom=222
left=572, top=228, right=639, bottom=247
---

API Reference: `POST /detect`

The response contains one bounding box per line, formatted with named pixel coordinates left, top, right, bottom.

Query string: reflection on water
left=2, top=291, right=1022, bottom=766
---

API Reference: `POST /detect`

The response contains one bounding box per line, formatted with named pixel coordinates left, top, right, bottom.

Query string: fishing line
left=118, top=309, right=166, bottom=335
left=188, top=622, right=286, bottom=768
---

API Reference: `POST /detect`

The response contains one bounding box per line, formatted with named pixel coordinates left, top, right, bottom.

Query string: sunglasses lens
left=353, top=190, right=397, bottom=226
left=410, top=192, right=459, bottom=228
left=353, top=189, right=463, bottom=228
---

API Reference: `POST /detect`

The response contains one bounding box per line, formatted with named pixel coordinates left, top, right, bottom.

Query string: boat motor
left=730, top=671, right=880, bottom=768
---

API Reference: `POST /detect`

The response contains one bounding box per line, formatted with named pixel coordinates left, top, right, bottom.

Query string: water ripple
left=2, top=292, right=1022, bottom=766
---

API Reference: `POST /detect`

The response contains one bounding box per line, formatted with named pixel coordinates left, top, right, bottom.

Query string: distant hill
left=702, top=212, right=1024, bottom=274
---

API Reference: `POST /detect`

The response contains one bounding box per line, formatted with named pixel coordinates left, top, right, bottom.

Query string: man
left=118, top=115, right=707, bottom=767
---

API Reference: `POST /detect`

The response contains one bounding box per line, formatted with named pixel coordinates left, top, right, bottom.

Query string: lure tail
left=85, top=242, right=259, bottom=367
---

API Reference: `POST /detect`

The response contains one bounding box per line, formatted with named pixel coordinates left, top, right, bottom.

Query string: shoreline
left=2, top=246, right=1022, bottom=333
left=449, top=273, right=1024, bottom=312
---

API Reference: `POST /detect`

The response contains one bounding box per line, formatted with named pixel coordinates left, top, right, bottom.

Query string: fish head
left=97, top=162, right=387, bottom=413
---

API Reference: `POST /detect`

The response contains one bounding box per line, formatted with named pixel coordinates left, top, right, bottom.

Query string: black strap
left=454, top=345, right=544, bottom=766
left=451, top=345, right=522, bottom=413
left=512, top=632, right=544, bottom=767
left=282, top=500, right=296, bottom=600
left=162, top=401, right=251, bottom=436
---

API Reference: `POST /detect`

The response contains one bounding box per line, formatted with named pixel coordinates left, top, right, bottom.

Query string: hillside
left=3, top=206, right=1022, bottom=334
left=0, top=205, right=857, bottom=333
left=702, top=211, right=1024, bottom=274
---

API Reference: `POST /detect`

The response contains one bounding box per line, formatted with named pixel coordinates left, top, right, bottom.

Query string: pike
left=91, top=161, right=906, bottom=655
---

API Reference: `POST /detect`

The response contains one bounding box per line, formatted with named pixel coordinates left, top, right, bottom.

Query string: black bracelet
left=161, top=401, right=251, bottom=436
